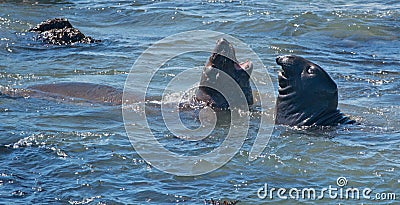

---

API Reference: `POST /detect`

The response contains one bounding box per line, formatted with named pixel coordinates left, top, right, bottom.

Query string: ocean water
left=0, top=0, right=399, bottom=204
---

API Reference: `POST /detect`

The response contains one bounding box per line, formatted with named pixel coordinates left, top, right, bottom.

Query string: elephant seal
left=2, top=39, right=253, bottom=108
left=195, top=38, right=253, bottom=109
left=30, top=18, right=99, bottom=45
left=275, top=55, right=354, bottom=126
left=0, top=82, right=123, bottom=105
left=27, top=82, right=123, bottom=105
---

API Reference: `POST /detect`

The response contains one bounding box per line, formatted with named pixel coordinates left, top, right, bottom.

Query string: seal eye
left=307, top=66, right=316, bottom=75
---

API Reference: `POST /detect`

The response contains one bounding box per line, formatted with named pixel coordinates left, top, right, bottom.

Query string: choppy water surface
left=0, top=0, right=399, bottom=204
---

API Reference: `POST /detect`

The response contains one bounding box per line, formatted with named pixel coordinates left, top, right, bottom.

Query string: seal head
left=275, top=55, right=354, bottom=126
left=196, top=38, right=253, bottom=109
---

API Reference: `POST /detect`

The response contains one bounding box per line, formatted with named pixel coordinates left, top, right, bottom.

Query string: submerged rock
left=30, top=18, right=99, bottom=45
left=204, top=199, right=239, bottom=205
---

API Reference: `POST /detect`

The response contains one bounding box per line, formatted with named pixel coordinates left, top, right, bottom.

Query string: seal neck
left=276, top=89, right=350, bottom=126
left=276, top=99, right=352, bottom=126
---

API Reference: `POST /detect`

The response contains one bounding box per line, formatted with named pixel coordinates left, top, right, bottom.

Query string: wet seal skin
left=275, top=55, right=355, bottom=126
left=29, top=18, right=99, bottom=45
left=0, top=82, right=124, bottom=105
left=194, top=38, right=253, bottom=109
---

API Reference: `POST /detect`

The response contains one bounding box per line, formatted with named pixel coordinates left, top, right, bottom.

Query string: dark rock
left=29, top=18, right=73, bottom=32
left=30, top=18, right=99, bottom=45
left=39, top=27, right=97, bottom=45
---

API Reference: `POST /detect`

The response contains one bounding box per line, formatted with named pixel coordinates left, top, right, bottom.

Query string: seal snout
left=276, top=55, right=290, bottom=79
left=216, top=37, right=229, bottom=45
left=276, top=55, right=295, bottom=66
left=276, top=56, right=285, bottom=66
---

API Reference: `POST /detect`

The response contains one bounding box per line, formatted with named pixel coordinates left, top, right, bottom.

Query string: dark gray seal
left=195, top=38, right=253, bottom=109
left=30, top=18, right=99, bottom=45
left=0, top=82, right=124, bottom=105
left=275, top=55, right=354, bottom=126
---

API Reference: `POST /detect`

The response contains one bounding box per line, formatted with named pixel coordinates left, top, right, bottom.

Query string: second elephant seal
left=275, top=55, right=354, bottom=126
